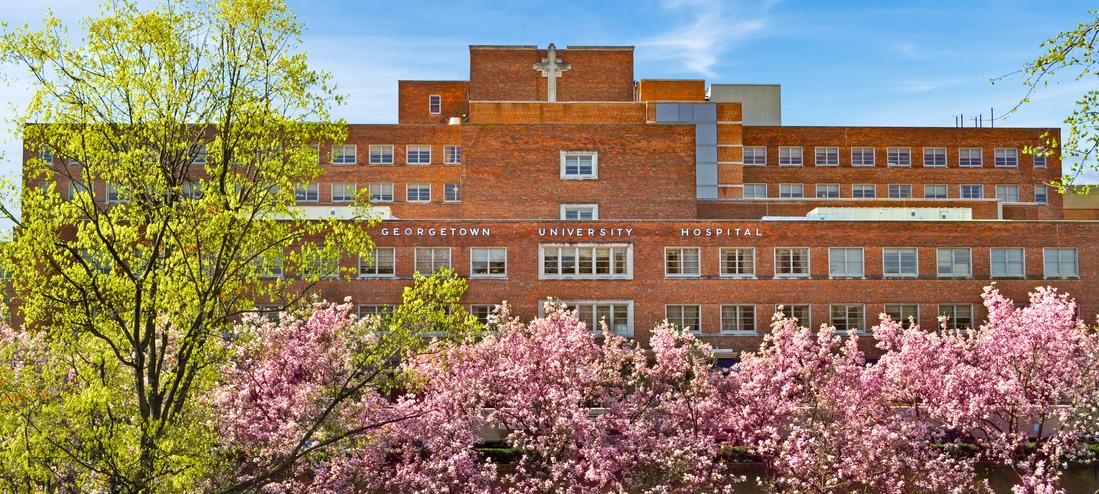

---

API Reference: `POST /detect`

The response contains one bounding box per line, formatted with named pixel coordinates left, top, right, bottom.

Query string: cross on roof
left=533, top=43, right=571, bottom=102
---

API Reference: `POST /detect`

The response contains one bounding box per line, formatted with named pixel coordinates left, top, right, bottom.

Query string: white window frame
left=960, top=184, right=984, bottom=199
left=368, top=182, right=394, bottom=202
left=995, top=184, right=1021, bottom=204
left=743, top=146, right=767, bottom=166
left=924, top=184, right=948, bottom=199
left=545, top=300, right=634, bottom=337
left=665, top=304, right=703, bottom=333
left=406, top=183, right=431, bottom=203
left=539, top=243, right=633, bottom=280
left=358, top=247, right=396, bottom=278
left=828, top=247, right=865, bottom=279
left=444, top=183, right=461, bottom=203
left=922, top=147, right=946, bottom=167
left=937, top=248, right=972, bottom=278
left=778, top=146, right=803, bottom=166
left=664, top=247, right=702, bottom=278
left=777, top=304, right=811, bottom=327
left=444, top=145, right=461, bottom=164
left=1035, top=185, right=1048, bottom=205
left=560, top=150, right=598, bottom=179
left=778, top=183, right=804, bottom=198
left=720, top=304, right=757, bottom=335
left=990, top=248, right=1026, bottom=279
left=1043, top=248, right=1079, bottom=279
left=814, top=146, right=839, bottom=166
left=887, top=147, right=911, bottom=167
left=830, top=304, right=866, bottom=334
left=882, top=247, right=918, bottom=278
left=406, top=145, right=432, bottom=165
left=368, top=144, right=394, bottom=165
left=938, top=304, right=974, bottom=330
left=470, top=247, right=508, bottom=279
left=994, top=148, right=1019, bottom=168
left=428, top=94, right=441, bottom=114
left=851, top=147, right=876, bottom=167
left=959, top=148, right=983, bottom=167
left=331, top=183, right=357, bottom=203
left=107, top=183, right=129, bottom=204
left=774, top=247, right=811, bottom=279
left=1034, top=149, right=1047, bottom=168
left=331, top=144, right=357, bottom=165
left=414, top=247, right=452, bottom=274
left=816, top=183, right=840, bottom=198
left=852, top=184, right=876, bottom=198
left=719, top=247, right=756, bottom=278
left=294, top=183, right=320, bottom=203
left=743, top=183, right=767, bottom=199
left=884, top=303, right=920, bottom=328
left=887, top=184, right=913, bottom=199
left=560, top=204, right=599, bottom=220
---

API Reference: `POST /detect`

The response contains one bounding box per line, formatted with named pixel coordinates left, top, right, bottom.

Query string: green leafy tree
left=0, top=0, right=374, bottom=491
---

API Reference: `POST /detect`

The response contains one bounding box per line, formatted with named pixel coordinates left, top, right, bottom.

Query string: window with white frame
left=407, top=145, right=432, bottom=165
left=302, top=251, right=340, bottom=279
left=884, top=304, right=919, bottom=328
left=990, top=248, right=1025, bottom=278
left=851, top=147, right=876, bottom=166
left=428, top=95, right=441, bottom=114
left=721, top=305, right=756, bottom=334
left=779, top=183, right=804, bottom=198
left=775, top=247, right=810, bottom=278
left=816, top=184, right=840, bottom=198
left=294, top=183, right=320, bottom=202
left=830, top=304, right=865, bottom=334
left=1034, top=149, right=1047, bottom=168
left=107, top=183, right=129, bottom=204
left=444, top=145, right=461, bottom=164
left=853, top=184, right=876, bottom=198
left=332, top=183, right=357, bottom=202
left=887, top=147, right=911, bottom=166
left=470, top=247, right=507, bottom=278
left=561, top=204, right=598, bottom=220
left=358, top=304, right=394, bottom=319
left=829, top=248, right=864, bottom=278
left=414, top=247, right=451, bottom=274
left=368, top=182, right=393, bottom=202
left=1044, top=248, right=1078, bottom=278
left=995, top=185, right=1020, bottom=203
left=561, top=151, right=597, bottom=179
left=555, top=300, right=632, bottom=336
left=40, top=146, right=53, bottom=163
left=960, top=184, right=984, bottom=199
left=888, top=184, right=912, bottom=198
left=779, top=146, right=803, bottom=166
left=253, top=254, right=283, bottom=279
left=937, top=248, right=972, bottom=278
left=666, top=305, right=702, bottom=333
left=406, top=183, right=431, bottom=202
left=69, top=182, right=91, bottom=201
left=815, top=147, right=839, bottom=166
left=665, top=247, right=701, bottom=277
left=923, top=147, right=946, bottom=167
left=883, top=248, right=918, bottom=278
left=540, top=244, right=631, bottom=279
left=369, top=145, right=394, bottom=164
left=743, top=183, right=767, bottom=199
left=959, top=148, right=983, bottom=167
left=994, top=148, right=1019, bottom=167
left=924, top=184, right=948, bottom=199
left=182, top=181, right=203, bottom=200
left=469, top=305, right=496, bottom=327
left=192, top=143, right=207, bottom=165
left=778, top=304, right=811, bottom=326
left=720, top=247, right=755, bottom=277
left=331, top=144, right=357, bottom=165
left=1035, top=185, right=1048, bottom=204
left=444, top=183, right=461, bottom=202
left=744, top=146, right=767, bottom=165
left=359, top=247, right=395, bottom=277
left=939, top=304, right=973, bottom=330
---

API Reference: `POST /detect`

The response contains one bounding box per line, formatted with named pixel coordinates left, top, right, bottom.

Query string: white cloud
left=638, top=0, right=774, bottom=76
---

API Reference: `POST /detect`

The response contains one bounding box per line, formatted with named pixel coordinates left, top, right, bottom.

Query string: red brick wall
left=468, top=101, right=645, bottom=124
left=637, top=80, right=706, bottom=102
left=398, top=81, right=469, bottom=124
left=698, top=198, right=1003, bottom=219
left=469, top=46, right=633, bottom=102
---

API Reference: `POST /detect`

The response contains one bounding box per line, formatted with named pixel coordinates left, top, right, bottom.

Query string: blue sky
left=1, top=0, right=1096, bottom=182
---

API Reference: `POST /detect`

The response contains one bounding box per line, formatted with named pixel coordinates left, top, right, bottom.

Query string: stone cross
left=533, top=43, right=571, bottom=102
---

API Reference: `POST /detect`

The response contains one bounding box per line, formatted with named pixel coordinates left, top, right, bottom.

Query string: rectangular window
left=959, top=148, right=983, bottom=167
left=444, top=183, right=461, bottom=202
left=359, top=247, right=396, bottom=277
left=775, top=247, right=810, bottom=278
left=743, top=183, right=767, bottom=199
left=744, top=146, right=767, bottom=165
left=830, top=304, right=865, bottom=334
left=414, top=247, right=451, bottom=274
left=937, top=248, right=972, bottom=278
left=40, top=146, right=53, bottom=163
left=939, top=305, right=974, bottom=330
left=924, top=184, right=948, bottom=199
left=815, top=146, right=839, bottom=166
left=182, top=181, right=203, bottom=200
left=303, top=251, right=340, bottom=280
left=253, top=254, right=283, bottom=279
left=561, top=204, right=599, bottom=220
left=721, top=305, right=756, bottom=334
left=888, top=184, right=912, bottom=198
left=406, top=183, right=431, bottom=202
left=665, top=247, right=701, bottom=277
left=884, top=304, right=919, bottom=328
left=1035, top=185, right=1048, bottom=204
left=540, top=244, right=632, bottom=279
left=469, top=305, right=496, bottom=327
left=369, top=145, right=394, bottom=164
left=960, top=184, right=984, bottom=199
left=994, top=148, right=1019, bottom=167
left=407, top=145, right=432, bottom=165
left=666, top=305, right=702, bottom=333
left=887, top=147, right=911, bottom=167
left=331, top=144, right=357, bottom=165
left=561, top=151, right=597, bottom=179
left=990, top=248, right=1025, bottom=278
left=358, top=304, right=394, bottom=319
left=852, top=184, right=876, bottom=198
left=883, top=248, right=918, bottom=278
left=779, top=183, right=804, bottom=198
left=996, top=185, right=1020, bottom=203
left=555, top=300, right=633, bottom=336
left=470, top=247, right=507, bottom=278
left=368, top=182, right=394, bottom=202
left=778, top=304, right=811, bottom=326
left=851, top=147, right=876, bottom=166
left=828, top=247, right=864, bottom=278
left=69, top=182, right=91, bottom=201
left=428, top=94, right=441, bottom=114
left=332, top=183, right=357, bottom=203
left=1044, top=248, right=1079, bottom=278
left=720, top=247, right=755, bottom=278
left=1034, top=150, right=1047, bottom=168
left=778, top=146, right=803, bottom=166
left=923, top=147, right=947, bottom=167
left=816, top=184, right=840, bottom=198
left=107, top=183, right=129, bottom=204
left=294, top=183, right=320, bottom=202
left=444, top=145, right=461, bottom=164
left=192, top=143, right=207, bottom=165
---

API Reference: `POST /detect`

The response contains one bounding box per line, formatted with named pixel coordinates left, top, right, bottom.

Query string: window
left=294, top=183, right=320, bottom=202
left=561, top=151, right=597, bottom=179
left=939, top=305, right=973, bottom=330
left=470, top=247, right=507, bottom=278
left=744, top=146, right=767, bottom=165
left=368, top=182, right=394, bottom=202
left=923, top=147, right=946, bottom=167
left=40, top=146, right=54, bottom=163
left=1035, top=185, right=1048, bottom=204
left=253, top=254, right=283, bottom=279
left=779, top=183, right=804, bottom=198
left=888, top=184, right=912, bottom=198
left=359, top=247, right=395, bottom=277
left=995, top=185, right=1020, bottom=203
left=924, top=184, right=948, bottom=199
left=721, top=305, right=756, bottom=334
left=884, top=304, right=919, bottom=328
left=444, top=145, right=461, bottom=164
left=665, top=247, right=701, bottom=277
left=960, top=184, right=984, bottom=199
left=883, top=248, right=918, bottom=278
left=69, top=182, right=91, bottom=201
left=332, top=183, right=357, bottom=203
left=303, top=251, right=340, bottom=280
left=444, top=183, right=461, bottom=202
left=937, top=248, right=972, bottom=278
left=829, top=248, right=864, bottom=278
left=720, top=248, right=755, bottom=277
left=406, top=183, right=431, bottom=202
left=990, top=248, right=1025, bottom=278
left=414, top=247, right=451, bottom=274
left=182, top=181, right=203, bottom=200
left=830, top=305, right=865, bottom=334
left=778, top=304, right=811, bottom=326
left=775, top=247, right=810, bottom=278
left=107, top=183, right=129, bottom=204
left=192, top=143, right=207, bottom=165
left=816, top=184, right=840, bottom=198
left=852, top=184, right=876, bottom=198
left=1044, top=248, right=1078, bottom=278
left=369, top=145, right=394, bottom=164
left=666, top=305, right=702, bottom=333
left=358, top=304, right=394, bottom=319
left=428, top=94, right=441, bottom=114
left=540, top=244, right=631, bottom=279
left=743, top=183, right=767, bottom=199
left=959, top=148, right=983, bottom=167
left=561, top=204, right=598, bottom=220
left=331, top=144, right=357, bottom=165
left=469, top=305, right=496, bottom=327
left=407, top=145, right=432, bottom=165
left=887, top=147, right=911, bottom=167
left=851, top=147, right=876, bottom=166
left=994, top=148, right=1019, bottom=167
left=779, top=146, right=803, bottom=166
left=815, top=147, right=839, bottom=166
left=555, top=301, right=632, bottom=336
left=1034, top=150, right=1047, bottom=168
